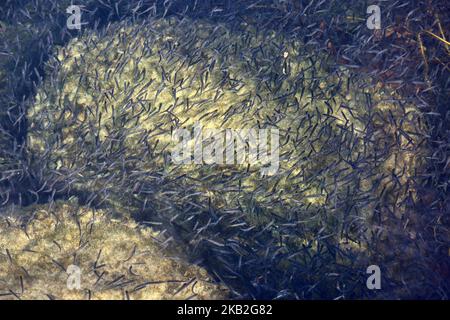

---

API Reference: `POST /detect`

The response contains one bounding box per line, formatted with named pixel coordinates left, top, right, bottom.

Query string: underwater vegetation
left=0, top=0, right=449, bottom=299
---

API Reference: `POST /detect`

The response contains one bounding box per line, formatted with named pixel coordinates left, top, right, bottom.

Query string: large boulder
left=27, top=17, right=377, bottom=219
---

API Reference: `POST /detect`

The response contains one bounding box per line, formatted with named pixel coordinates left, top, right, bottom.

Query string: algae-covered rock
left=0, top=201, right=228, bottom=300
left=27, top=18, right=376, bottom=219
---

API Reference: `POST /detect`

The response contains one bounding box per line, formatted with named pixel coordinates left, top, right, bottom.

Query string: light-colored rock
left=0, top=202, right=228, bottom=300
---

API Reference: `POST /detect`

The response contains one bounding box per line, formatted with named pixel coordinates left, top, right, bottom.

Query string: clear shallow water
left=0, top=0, right=448, bottom=300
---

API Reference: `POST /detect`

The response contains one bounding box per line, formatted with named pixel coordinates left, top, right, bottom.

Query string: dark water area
left=0, top=0, right=449, bottom=300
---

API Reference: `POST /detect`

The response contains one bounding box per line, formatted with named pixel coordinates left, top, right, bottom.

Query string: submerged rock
left=28, top=18, right=376, bottom=219
left=0, top=201, right=228, bottom=300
